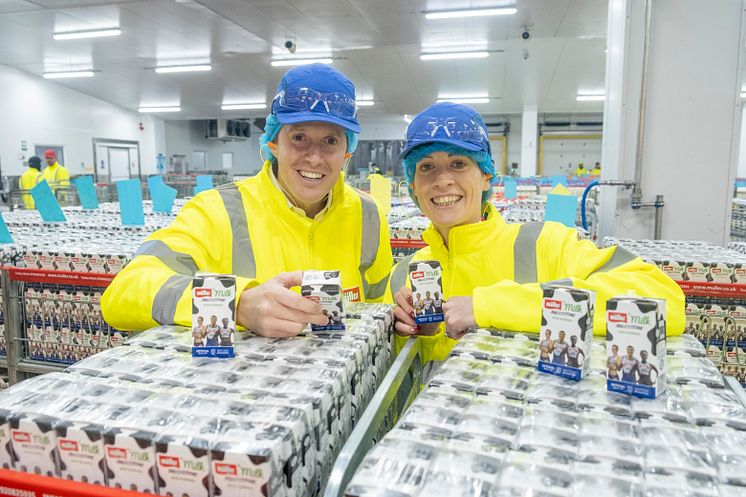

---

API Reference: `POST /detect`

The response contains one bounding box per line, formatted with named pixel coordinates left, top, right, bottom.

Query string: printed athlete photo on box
left=192, top=273, right=236, bottom=358
left=302, top=270, right=345, bottom=331
left=606, top=296, right=667, bottom=399
left=537, top=285, right=595, bottom=381
left=409, top=260, right=444, bottom=325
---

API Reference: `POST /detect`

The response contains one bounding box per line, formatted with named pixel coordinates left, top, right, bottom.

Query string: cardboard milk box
left=192, top=273, right=236, bottom=358
left=55, top=421, right=108, bottom=485
left=538, top=285, right=595, bottom=381
left=155, top=434, right=212, bottom=497
left=301, top=270, right=345, bottom=331
left=103, top=428, right=159, bottom=493
left=606, top=296, right=667, bottom=399
left=9, top=413, right=60, bottom=477
left=408, top=261, right=444, bottom=325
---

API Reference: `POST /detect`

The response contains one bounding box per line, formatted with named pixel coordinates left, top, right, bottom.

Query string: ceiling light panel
left=425, top=8, right=517, bottom=19
left=139, top=106, right=181, bottom=113
left=420, top=51, right=489, bottom=61
left=270, top=58, right=333, bottom=67
left=155, top=65, right=212, bottom=74
left=221, top=103, right=267, bottom=110
left=53, top=28, right=121, bottom=40
left=43, top=70, right=95, bottom=79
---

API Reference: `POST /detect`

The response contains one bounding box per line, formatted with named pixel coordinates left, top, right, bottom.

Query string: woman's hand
left=443, top=296, right=476, bottom=339
left=393, top=286, right=439, bottom=336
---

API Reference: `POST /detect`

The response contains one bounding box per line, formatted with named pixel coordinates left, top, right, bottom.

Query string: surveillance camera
left=521, top=30, right=530, bottom=40
left=284, top=39, right=296, bottom=53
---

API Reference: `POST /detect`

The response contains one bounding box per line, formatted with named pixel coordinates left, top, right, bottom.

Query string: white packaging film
left=606, top=296, right=667, bottom=399
left=301, top=270, right=345, bottom=331
left=538, top=285, right=595, bottom=381
left=408, top=260, right=444, bottom=324
left=0, top=303, right=393, bottom=497
left=192, top=273, right=236, bottom=358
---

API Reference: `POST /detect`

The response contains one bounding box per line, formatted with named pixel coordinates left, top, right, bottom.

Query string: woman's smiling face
left=413, top=150, right=491, bottom=237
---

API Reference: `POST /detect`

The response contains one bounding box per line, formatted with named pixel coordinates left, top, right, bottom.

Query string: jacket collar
left=421, top=203, right=507, bottom=257
left=257, top=161, right=346, bottom=218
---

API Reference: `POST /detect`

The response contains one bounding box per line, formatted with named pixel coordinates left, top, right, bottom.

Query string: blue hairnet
left=402, top=143, right=496, bottom=207
left=259, top=113, right=359, bottom=164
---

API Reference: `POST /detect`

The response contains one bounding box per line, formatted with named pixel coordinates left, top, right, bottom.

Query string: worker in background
left=102, top=63, right=392, bottom=336
left=19, top=156, right=42, bottom=209
left=370, top=162, right=382, bottom=175
left=590, top=162, right=602, bottom=176
left=573, top=162, right=587, bottom=177
left=387, top=102, right=685, bottom=364
left=40, top=150, right=70, bottom=190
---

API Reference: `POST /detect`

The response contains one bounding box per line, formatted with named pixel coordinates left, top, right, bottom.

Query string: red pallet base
left=0, top=469, right=150, bottom=497
left=676, top=280, right=746, bottom=299
left=390, top=239, right=427, bottom=249
left=5, top=267, right=115, bottom=288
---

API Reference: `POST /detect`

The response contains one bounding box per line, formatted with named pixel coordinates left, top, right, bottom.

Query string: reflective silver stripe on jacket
left=217, top=183, right=256, bottom=278
left=513, top=222, right=545, bottom=283
left=389, top=254, right=415, bottom=296
left=356, top=190, right=387, bottom=299
left=135, top=240, right=199, bottom=275
left=594, top=246, right=638, bottom=273
left=152, top=274, right=192, bottom=325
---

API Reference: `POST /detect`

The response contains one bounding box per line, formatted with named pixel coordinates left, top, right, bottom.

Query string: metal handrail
left=323, top=338, right=423, bottom=497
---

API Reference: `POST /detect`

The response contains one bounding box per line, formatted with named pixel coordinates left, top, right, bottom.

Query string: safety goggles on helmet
left=408, top=116, right=488, bottom=143
left=399, top=102, right=492, bottom=160
left=273, top=87, right=358, bottom=120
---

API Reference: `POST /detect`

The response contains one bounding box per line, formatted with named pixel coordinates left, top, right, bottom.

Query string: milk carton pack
left=302, top=270, right=345, bottom=331
left=409, top=260, right=444, bottom=325
left=9, top=413, right=59, bottom=477
left=538, top=285, right=595, bottom=381
left=606, top=296, right=667, bottom=399
left=210, top=426, right=286, bottom=497
left=155, top=434, right=212, bottom=497
left=55, top=421, right=107, bottom=485
left=192, top=273, right=236, bottom=358
left=103, top=428, right=159, bottom=493
left=0, top=409, right=14, bottom=470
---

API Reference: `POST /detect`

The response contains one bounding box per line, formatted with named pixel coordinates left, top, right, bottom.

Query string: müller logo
left=107, top=447, right=127, bottom=459
left=608, top=312, right=628, bottom=323
left=343, top=287, right=361, bottom=302
left=159, top=455, right=180, bottom=468
left=214, top=463, right=237, bottom=475
left=59, top=439, right=79, bottom=452
left=411, top=271, right=424, bottom=279
left=11, top=432, right=30, bottom=443
left=544, top=299, right=562, bottom=310
left=194, top=288, right=212, bottom=298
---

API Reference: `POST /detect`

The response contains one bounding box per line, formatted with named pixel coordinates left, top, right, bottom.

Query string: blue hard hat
left=400, top=102, right=491, bottom=160
left=271, top=63, right=361, bottom=133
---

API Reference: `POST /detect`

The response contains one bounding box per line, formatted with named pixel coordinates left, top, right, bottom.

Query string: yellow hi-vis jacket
left=19, top=169, right=41, bottom=208
left=41, top=162, right=70, bottom=190
left=101, top=161, right=393, bottom=331
left=386, top=203, right=685, bottom=364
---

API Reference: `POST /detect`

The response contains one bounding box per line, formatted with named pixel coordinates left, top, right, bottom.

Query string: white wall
left=0, top=64, right=164, bottom=178
left=357, top=116, right=409, bottom=141
left=603, top=0, right=745, bottom=243
left=163, top=120, right=260, bottom=176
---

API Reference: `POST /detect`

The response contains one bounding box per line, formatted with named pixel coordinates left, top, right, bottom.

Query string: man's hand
left=237, top=271, right=328, bottom=337
left=393, top=286, right=439, bottom=337
left=443, top=296, right=476, bottom=340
